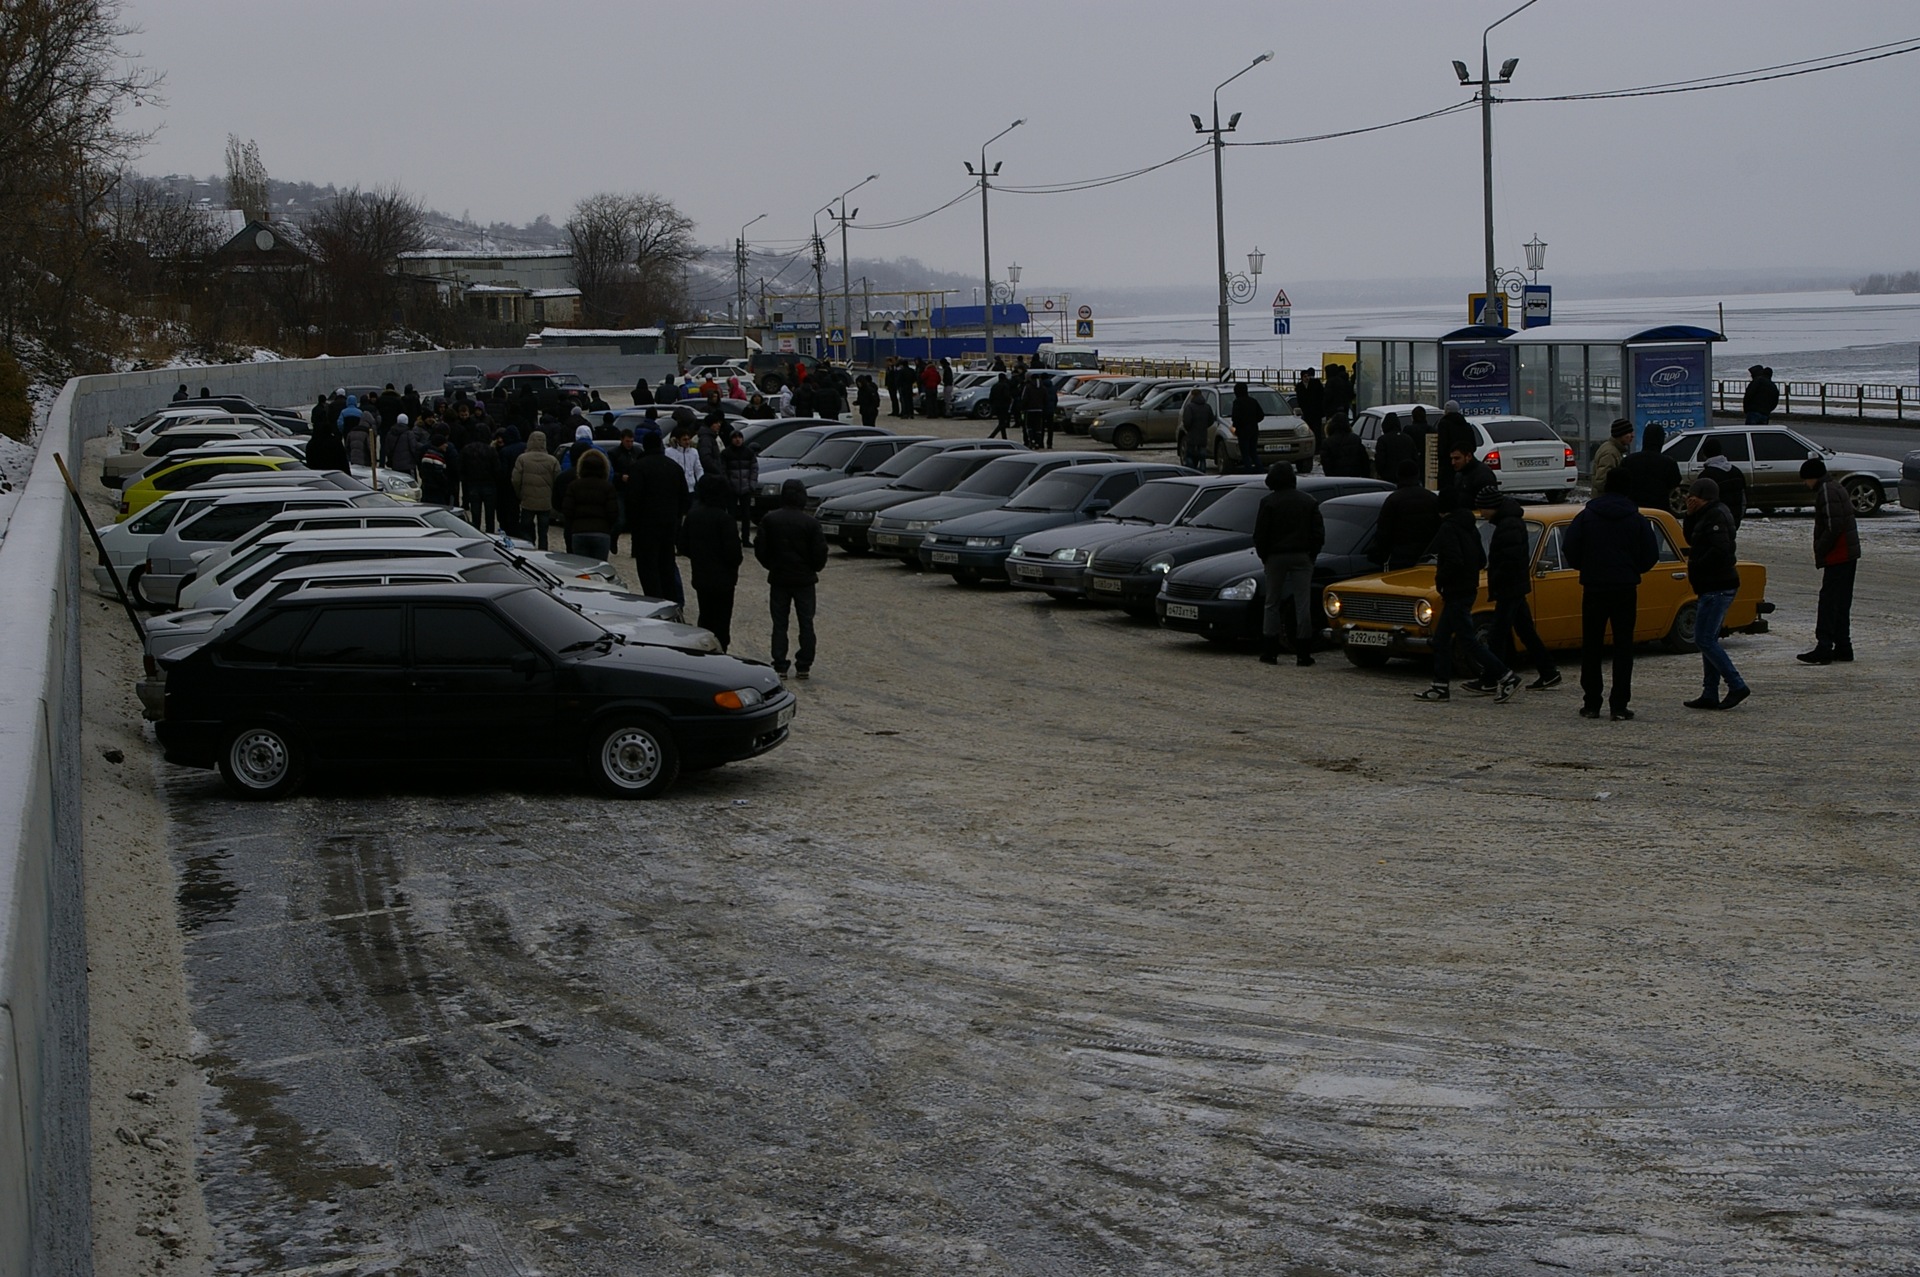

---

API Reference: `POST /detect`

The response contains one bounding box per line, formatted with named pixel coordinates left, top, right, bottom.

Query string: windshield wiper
left=557, top=635, right=615, bottom=654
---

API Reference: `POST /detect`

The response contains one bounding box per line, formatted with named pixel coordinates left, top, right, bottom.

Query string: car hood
left=809, top=473, right=896, bottom=502
left=1827, top=449, right=1903, bottom=480
left=1012, top=518, right=1170, bottom=557
left=1166, top=546, right=1264, bottom=588
left=760, top=465, right=848, bottom=490
left=875, top=493, right=1007, bottom=524
left=819, top=483, right=948, bottom=515
left=577, top=638, right=783, bottom=692
left=1090, top=523, right=1253, bottom=572
left=930, top=508, right=1087, bottom=539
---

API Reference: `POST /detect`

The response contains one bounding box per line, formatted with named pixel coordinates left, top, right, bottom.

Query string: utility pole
left=966, top=120, right=1024, bottom=364
left=736, top=212, right=765, bottom=331
left=1194, top=54, right=1271, bottom=377
left=1458, top=0, right=1538, bottom=316
left=817, top=176, right=876, bottom=363
left=811, top=225, right=826, bottom=360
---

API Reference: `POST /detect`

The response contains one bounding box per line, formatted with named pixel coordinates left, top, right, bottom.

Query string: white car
left=175, top=527, right=463, bottom=610
left=90, top=484, right=350, bottom=595
left=1462, top=415, right=1577, bottom=498
left=133, top=490, right=412, bottom=607
left=103, top=422, right=288, bottom=486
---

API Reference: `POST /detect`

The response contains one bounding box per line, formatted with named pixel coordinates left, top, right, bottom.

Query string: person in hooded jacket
left=721, top=426, right=759, bottom=546
left=1415, top=491, right=1518, bottom=703
left=305, top=418, right=350, bottom=473
left=1367, top=460, right=1442, bottom=570
left=376, top=384, right=403, bottom=432
left=512, top=428, right=560, bottom=549
left=383, top=414, right=415, bottom=475
left=1178, top=387, right=1215, bottom=472
left=1681, top=476, right=1750, bottom=709
left=309, top=393, right=330, bottom=434
left=344, top=414, right=373, bottom=467
left=1230, top=382, right=1265, bottom=474
left=756, top=478, right=829, bottom=678
left=494, top=427, right=524, bottom=541
left=631, top=434, right=689, bottom=603
left=1615, top=422, right=1681, bottom=512
left=562, top=448, right=620, bottom=560
left=1251, top=462, right=1323, bottom=666
left=1484, top=490, right=1561, bottom=691
left=401, top=384, right=422, bottom=424
left=680, top=474, right=744, bottom=651
left=632, top=377, right=654, bottom=405
left=336, top=393, right=364, bottom=438
left=855, top=374, right=880, bottom=427
left=1563, top=468, right=1660, bottom=720
left=418, top=431, right=454, bottom=505
left=1371, top=412, right=1415, bottom=483
left=1318, top=412, right=1371, bottom=478
left=1742, top=365, right=1781, bottom=424
left=1697, top=435, right=1747, bottom=526
left=459, top=430, right=501, bottom=532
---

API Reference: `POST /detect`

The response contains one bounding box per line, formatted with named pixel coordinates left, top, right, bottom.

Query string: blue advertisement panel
left=1630, top=347, right=1709, bottom=436
left=1445, top=345, right=1512, bottom=414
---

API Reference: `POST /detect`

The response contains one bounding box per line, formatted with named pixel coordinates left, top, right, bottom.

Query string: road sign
left=1043, top=298, right=1055, bottom=310
left=1077, top=304, right=1092, bottom=320
left=829, top=327, right=846, bottom=344
left=1468, top=293, right=1508, bottom=327
left=1075, top=318, right=1094, bottom=339
left=1270, top=288, right=1291, bottom=310
left=1273, top=317, right=1291, bottom=335
left=1522, top=285, right=1552, bottom=328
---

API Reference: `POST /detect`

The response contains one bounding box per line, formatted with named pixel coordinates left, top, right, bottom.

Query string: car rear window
left=1186, top=485, right=1265, bottom=532
left=1106, top=480, right=1196, bottom=525
left=1008, top=472, right=1103, bottom=512
left=873, top=441, right=945, bottom=478
left=759, top=430, right=833, bottom=461
left=802, top=438, right=863, bottom=469
left=1483, top=419, right=1560, bottom=444
left=219, top=609, right=311, bottom=664
left=953, top=456, right=1039, bottom=498
left=295, top=606, right=405, bottom=666
left=495, top=587, right=608, bottom=651
left=1322, top=503, right=1383, bottom=556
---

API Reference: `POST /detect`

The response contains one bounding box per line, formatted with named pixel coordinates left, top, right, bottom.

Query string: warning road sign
left=1075, top=318, right=1094, bottom=339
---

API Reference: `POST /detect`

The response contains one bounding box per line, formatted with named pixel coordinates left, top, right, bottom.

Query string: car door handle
left=1671, top=571, right=1687, bottom=579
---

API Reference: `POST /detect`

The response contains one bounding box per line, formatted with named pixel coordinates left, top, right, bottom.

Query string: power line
left=1230, top=99, right=1479, bottom=148
left=1506, top=36, right=1920, bottom=102
left=995, top=144, right=1211, bottom=195
left=852, top=187, right=978, bottom=231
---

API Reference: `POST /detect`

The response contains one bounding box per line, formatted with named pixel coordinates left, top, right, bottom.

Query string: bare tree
left=304, top=184, right=427, bottom=345
left=565, top=192, right=698, bottom=325
left=223, top=134, right=270, bottom=223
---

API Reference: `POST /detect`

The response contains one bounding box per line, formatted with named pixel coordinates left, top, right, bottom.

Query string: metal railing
left=1716, top=379, right=1915, bottom=421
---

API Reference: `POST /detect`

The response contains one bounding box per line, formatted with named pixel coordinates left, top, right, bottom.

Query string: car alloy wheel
left=1664, top=599, right=1700, bottom=654
left=1841, top=476, right=1881, bottom=516
left=1111, top=424, right=1143, bottom=451
left=591, top=716, right=680, bottom=798
left=219, top=725, right=303, bottom=799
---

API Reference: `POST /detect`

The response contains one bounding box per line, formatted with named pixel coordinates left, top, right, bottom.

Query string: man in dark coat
left=304, top=419, right=349, bottom=473
left=1742, top=365, right=1781, bottom=424
left=1251, top=462, right=1323, bottom=666
left=1020, top=375, right=1047, bottom=449
left=1563, top=469, right=1659, bottom=719
left=1616, top=422, right=1681, bottom=512
left=988, top=373, right=1015, bottom=440
left=1371, top=412, right=1415, bottom=482
left=1295, top=368, right=1326, bottom=467
left=681, top=474, right=744, bottom=652
left=630, top=433, right=689, bottom=604
left=1229, top=382, right=1265, bottom=474
left=1798, top=457, right=1861, bottom=665
left=459, top=432, right=501, bottom=532
left=1485, top=492, right=1560, bottom=691
left=376, top=383, right=403, bottom=432
left=1318, top=412, right=1370, bottom=478
left=755, top=477, right=829, bottom=678
left=1367, top=460, right=1441, bottom=570
left=1415, top=490, right=1516, bottom=703
left=1445, top=441, right=1497, bottom=510
left=1681, top=476, right=1750, bottom=709
left=1697, top=436, right=1748, bottom=527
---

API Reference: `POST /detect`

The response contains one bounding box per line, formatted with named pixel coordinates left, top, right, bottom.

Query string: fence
left=1715, top=379, right=1916, bottom=421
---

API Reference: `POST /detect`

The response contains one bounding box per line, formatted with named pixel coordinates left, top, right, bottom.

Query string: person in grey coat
left=1178, top=388, right=1215, bottom=471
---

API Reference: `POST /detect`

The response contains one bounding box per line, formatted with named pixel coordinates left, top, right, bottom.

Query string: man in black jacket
left=1564, top=469, right=1660, bottom=719
left=988, top=373, right=1015, bottom=440
left=1616, top=422, right=1681, bottom=512
left=630, top=433, right=690, bottom=604
left=1230, top=382, right=1265, bottom=474
left=756, top=478, right=829, bottom=678
left=1681, top=476, right=1749, bottom=710
left=1367, top=460, right=1441, bottom=570
left=1318, top=412, right=1370, bottom=478
left=1371, top=412, right=1415, bottom=483
left=1416, top=491, right=1517, bottom=703
left=681, top=475, right=744, bottom=652
left=1484, top=493, right=1560, bottom=691
left=1251, top=462, right=1323, bottom=666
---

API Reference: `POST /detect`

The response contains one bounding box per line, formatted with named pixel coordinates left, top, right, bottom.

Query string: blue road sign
left=1273, top=317, right=1291, bottom=335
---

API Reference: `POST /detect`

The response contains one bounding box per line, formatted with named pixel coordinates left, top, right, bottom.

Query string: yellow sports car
left=115, top=454, right=306, bottom=518
left=1322, top=504, right=1771, bottom=669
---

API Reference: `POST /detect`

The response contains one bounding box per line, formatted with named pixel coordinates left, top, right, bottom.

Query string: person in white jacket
left=665, top=423, right=705, bottom=490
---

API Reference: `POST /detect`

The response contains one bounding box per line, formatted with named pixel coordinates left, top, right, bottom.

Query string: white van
left=1035, top=343, right=1100, bottom=370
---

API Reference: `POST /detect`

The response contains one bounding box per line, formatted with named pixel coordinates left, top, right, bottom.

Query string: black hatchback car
left=155, top=581, right=794, bottom=799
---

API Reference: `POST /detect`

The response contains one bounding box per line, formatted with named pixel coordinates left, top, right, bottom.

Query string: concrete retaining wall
left=70, top=346, right=678, bottom=435
left=0, top=378, right=91, bottom=1276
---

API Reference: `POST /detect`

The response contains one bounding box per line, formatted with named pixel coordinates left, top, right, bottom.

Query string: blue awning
left=1502, top=323, right=1725, bottom=345
left=1347, top=323, right=1515, bottom=342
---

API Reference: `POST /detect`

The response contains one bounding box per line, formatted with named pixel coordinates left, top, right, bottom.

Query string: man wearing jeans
left=1251, top=462, right=1323, bottom=667
left=755, top=478, right=828, bottom=679
left=1681, top=476, right=1750, bottom=710
left=1564, top=469, right=1659, bottom=720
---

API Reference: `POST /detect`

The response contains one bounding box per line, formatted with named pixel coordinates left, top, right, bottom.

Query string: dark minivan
left=155, top=581, right=793, bottom=799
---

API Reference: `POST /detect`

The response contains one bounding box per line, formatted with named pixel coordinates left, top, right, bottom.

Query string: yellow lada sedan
left=1322, top=504, right=1772, bottom=670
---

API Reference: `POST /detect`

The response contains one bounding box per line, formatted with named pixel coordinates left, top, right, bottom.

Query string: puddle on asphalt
left=178, top=849, right=239, bottom=930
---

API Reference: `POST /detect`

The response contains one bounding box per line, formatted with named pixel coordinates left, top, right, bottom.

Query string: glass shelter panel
left=1354, top=342, right=1383, bottom=409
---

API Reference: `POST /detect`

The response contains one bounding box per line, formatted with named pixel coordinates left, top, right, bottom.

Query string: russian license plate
left=1092, top=577, right=1123, bottom=592
left=1346, top=628, right=1392, bottom=647
left=931, top=550, right=960, bottom=564
left=873, top=533, right=901, bottom=547
left=776, top=704, right=795, bottom=729
left=1012, top=561, right=1043, bottom=578
left=1516, top=456, right=1550, bottom=468
left=1165, top=602, right=1201, bottom=620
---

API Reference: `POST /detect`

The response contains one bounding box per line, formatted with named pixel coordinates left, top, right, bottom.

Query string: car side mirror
left=1535, top=562, right=1554, bottom=577
left=1084, top=498, right=1111, bottom=515
left=511, top=652, right=539, bottom=677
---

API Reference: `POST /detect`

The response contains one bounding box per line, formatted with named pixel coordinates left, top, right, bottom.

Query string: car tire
left=218, top=723, right=305, bottom=800
left=124, top=564, right=158, bottom=612
left=1213, top=440, right=1232, bottom=475
left=588, top=715, right=679, bottom=798
left=1667, top=484, right=1689, bottom=518
left=1122, top=602, right=1156, bottom=621
left=972, top=401, right=994, bottom=419
left=843, top=538, right=872, bottom=557
left=1111, top=424, right=1143, bottom=451
left=950, top=570, right=982, bottom=586
left=1841, top=475, right=1882, bottom=515
left=1343, top=646, right=1391, bottom=669
left=1664, top=599, right=1700, bottom=654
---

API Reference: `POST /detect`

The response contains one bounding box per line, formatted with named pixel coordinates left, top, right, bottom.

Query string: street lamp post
left=823, top=175, right=877, bottom=364
left=1193, top=52, right=1272, bottom=375
left=1455, top=0, right=1539, bottom=314
left=966, top=119, right=1025, bottom=364
left=736, top=212, right=766, bottom=329
left=1524, top=233, right=1547, bottom=283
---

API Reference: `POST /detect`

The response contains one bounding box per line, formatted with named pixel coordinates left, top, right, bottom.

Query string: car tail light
left=142, top=653, right=158, bottom=677
left=117, top=500, right=130, bottom=516
left=1484, top=449, right=1502, bottom=470
left=1564, top=445, right=1576, bottom=466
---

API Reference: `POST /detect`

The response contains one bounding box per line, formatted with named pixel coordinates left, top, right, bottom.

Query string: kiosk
left=1501, top=324, right=1724, bottom=473
left=1349, top=323, right=1516, bottom=415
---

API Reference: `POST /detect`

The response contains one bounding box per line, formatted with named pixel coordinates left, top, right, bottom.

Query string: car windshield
left=953, top=456, right=1040, bottom=498
left=1482, top=419, right=1559, bottom=444
left=1186, top=485, right=1265, bottom=532
left=451, top=365, right=480, bottom=376
left=423, top=508, right=474, bottom=533
left=799, top=438, right=863, bottom=469
left=1238, top=388, right=1287, bottom=415
left=759, top=429, right=833, bottom=460
left=1105, top=480, right=1196, bottom=524
left=893, top=453, right=982, bottom=491
left=1321, top=503, right=1382, bottom=556
left=496, top=586, right=610, bottom=652
left=873, top=441, right=946, bottom=478
left=1007, top=472, right=1103, bottom=512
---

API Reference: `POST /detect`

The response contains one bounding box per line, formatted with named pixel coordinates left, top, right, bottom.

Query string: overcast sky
left=121, top=0, right=1919, bottom=297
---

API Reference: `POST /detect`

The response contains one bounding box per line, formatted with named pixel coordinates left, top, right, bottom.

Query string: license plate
left=1515, top=457, right=1550, bottom=469
left=776, top=704, right=795, bottom=729
left=1165, top=602, right=1200, bottom=620
left=873, top=533, right=901, bottom=547
left=1092, top=577, right=1123, bottom=592
left=1012, top=562, right=1043, bottom=577
left=1346, top=628, right=1392, bottom=647
left=931, top=550, right=959, bottom=564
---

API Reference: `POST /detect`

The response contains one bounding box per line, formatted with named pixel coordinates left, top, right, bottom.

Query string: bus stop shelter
left=1503, top=324, right=1725, bottom=473
left=1350, top=323, right=1516, bottom=416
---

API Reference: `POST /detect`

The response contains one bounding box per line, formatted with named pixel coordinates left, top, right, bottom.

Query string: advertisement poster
left=1445, top=346, right=1512, bottom=415
left=1630, top=347, right=1709, bottom=436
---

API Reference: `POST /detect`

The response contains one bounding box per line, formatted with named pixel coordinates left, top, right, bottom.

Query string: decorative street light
left=1194, top=51, right=1273, bottom=374
left=1454, top=0, right=1539, bottom=318
left=1524, top=233, right=1548, bottom=282
left=1223, top=247, right=1266, bottom=307
left=966, top=120, right=1025, bottom=362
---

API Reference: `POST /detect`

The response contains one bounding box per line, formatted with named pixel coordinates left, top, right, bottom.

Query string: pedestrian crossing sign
left=829, top=327, right=846, bottom=344
left=1075, top=318, right=1093, bottom=338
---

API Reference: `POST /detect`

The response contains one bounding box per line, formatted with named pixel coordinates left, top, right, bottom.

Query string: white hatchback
left=1466, top=415, right=1577, bottom=497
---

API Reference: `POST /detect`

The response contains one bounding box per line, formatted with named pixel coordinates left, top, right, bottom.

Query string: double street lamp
left=1454, top=0, right=1540, bottom=316
left=1193, top=51, right=1273, bottom=374
left=966, top=118, right=1025, bottom=362
left=819, top=175, right=878, bottom=359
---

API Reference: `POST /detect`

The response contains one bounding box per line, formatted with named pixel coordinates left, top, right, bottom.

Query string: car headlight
left=1144, top=555, right=1175, bottom=575
left=964, top=536, right=1003, bottom=549
left=714, top=686, right=765, bottom=710
left=1010, top=542, right=1025, bottom=557
left=761, top=483, right=781, bottom=495
left=1322, top=590, right=1342, bottom=616
left=842, top=509, right=874, bottom=523
left=905, top=519, right=937, bottom=532
left=1051, top=547, right=1087, bottom=563
left=1414, top=598, right=1435, bottom=626
left=1220, top=577, right=1260, bottom=601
